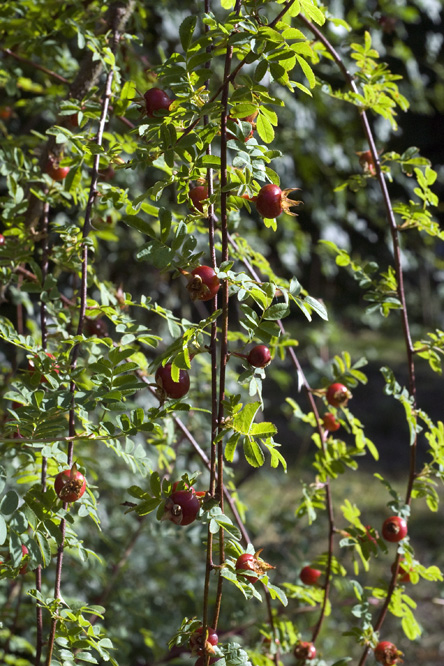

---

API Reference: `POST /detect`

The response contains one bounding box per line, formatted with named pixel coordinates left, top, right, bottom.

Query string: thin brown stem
left=2, top=48, right=70, bottom=83
left=45, top=13, right=122, bottom=664
left=35, top=200, right=49, bottom=666
left=295, top=15, right=418, bottom=664
left=227, top=233, right=335, bottom=642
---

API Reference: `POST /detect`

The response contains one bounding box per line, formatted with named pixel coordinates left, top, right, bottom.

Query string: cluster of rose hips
left=154, top=344, right=272, bottom=402
left=141, top=86, right=407, bottom=666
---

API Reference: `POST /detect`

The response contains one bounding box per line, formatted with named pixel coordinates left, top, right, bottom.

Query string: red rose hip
left=189, top=185, right=209, bottom=213
left=155, top=363, right=190, bottom=400
left=247, top=345, right=271, bottom=368
left=186, top=266, right=220, bottom=302
left=189, top=625, right=219, bottom=655
left=322, top=412, right=340, bottom=432
left=382, top=516, right=407, bottom=543
left=54, top=467, right=87, bottom=503
left=162, top=488, right=201, bottom=526
left=391, top=558, right=411, bottom=583
left=45, top=158, right=70, bottom=181
left=255, top=184, right=301, bottom=218
left=300, top=565, right=322, bottom=586
left=293, top=641, right=316, bottom=661
left=144, top=88, right=172, bottom=117
left=374, top=641, right=403, bottom=665
left=236, top=553, right=259, bottom=583
left=326, top=382, right=351, bottom=408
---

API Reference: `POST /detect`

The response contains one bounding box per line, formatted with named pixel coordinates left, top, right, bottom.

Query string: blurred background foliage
left=0, top=0, right=443, bottom=665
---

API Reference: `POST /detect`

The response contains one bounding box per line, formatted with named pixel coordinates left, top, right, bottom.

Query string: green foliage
left=0, top=0, right=444, bottom=664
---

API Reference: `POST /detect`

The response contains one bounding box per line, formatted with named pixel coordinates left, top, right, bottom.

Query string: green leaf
left=256, top=114, right=275, bottom=144
left=267, top=582, right=288, bottom=606
left=0, top=515, right=6, bottom=545
left=179, top=16, right=197, bottom=53
left=0, top=490, right=20, bottom=516
left=232, top=402, right=261, bottom=435
left=243, top=437, right=265, bottom=467
left=225, top=433, right=240, bottom=463
left=296, top=55, right=316, bottom=88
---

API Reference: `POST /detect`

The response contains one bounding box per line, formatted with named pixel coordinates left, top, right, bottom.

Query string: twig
left=227, top=232, right=336, bottom=644
left=296, top=15, right=418, bottom=664
left=44, top=5, right=133, bottom=663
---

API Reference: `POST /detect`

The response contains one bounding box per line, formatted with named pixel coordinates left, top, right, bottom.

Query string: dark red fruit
left=326, top=382, right=351, bottom=408
left=255, top=184, right=301, bottom=218
left=0, top=234, right=5, bottom=246
left=255, top=184, right=283, bottom=218
left=235, top=551, right=274, bottom=583
left=84, top=318, right=108, bottom=338
left=189, top=185, right=209, bottom=213
left=247, top=345, right=271, bottom=368
left=300, top=565, right=322, bottom=586
left=163, top=488, right=201, bottom=526
left=189, top=625, right=219, bottom=655
left=155, top=363, right=190, bottom=400
left=236, top=553, right=259, bottom=583
left=322, top=412, right=340, bottom=432
left=186, top=266, right=220, bottom=302
left=382, top=516, right=408, bottom=543
left=54, top=467, right=87, bottom=503
left=144, top=88, right=172, bottom=117
left=374, top=641, right=403, bottom=665
left=45, top=159, right=70, bottom=181
left=391, top=558, right=411, bottom=583
left=293, top=641, right=316, bottom=661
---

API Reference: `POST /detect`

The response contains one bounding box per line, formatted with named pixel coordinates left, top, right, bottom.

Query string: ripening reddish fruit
left=144, top=88, right=172, bottom=117
left=247, top=345, right=271, bottom=368
left=163, top=488, right=201, bottom=526
left=391, top=558, right=411, bottom=583
left=326, top=382, right=351, bottom=408
left=300, top=565, right=322, bottom=586
left=189, top=185, right=209, bottom=213
left=255, top=184, right=301, bottom=218
left=236, top=553, right=259, bottom=583
left=155, top=363, right=190, bottom=400
left=45, top=159, right=70, bottom=181
left=0, top=234, right=5, bottom=246
left=322, top=412, right=340, bottom=432
left=357, top=149, right=377, bottom=176
left=28, top=352, right=60, bottom=382
left=382, top=516, right=408, bottom=543
left=189, top=625, right=219, bottom=655
left=54, top=467, right=87, bottom=503
left=374, top=641, right=403, bottom=665
left=19, top=545, right=29, bottom=575
left=293, top=641, right=317, bottom=661
left=186, top=266, right=220, bottom=302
